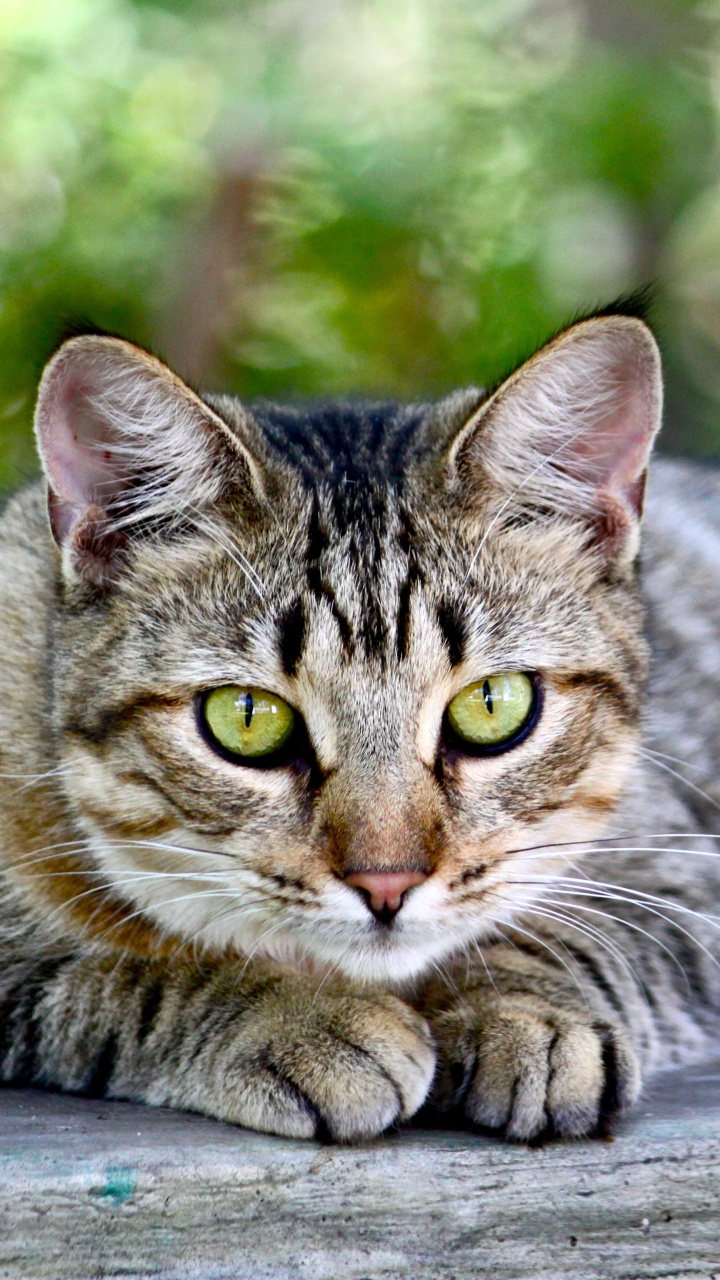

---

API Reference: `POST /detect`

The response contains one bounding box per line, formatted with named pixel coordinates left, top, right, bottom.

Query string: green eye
left=447, top=673, right=536, bottom=750
left=202, top=686, right=296, bottom=759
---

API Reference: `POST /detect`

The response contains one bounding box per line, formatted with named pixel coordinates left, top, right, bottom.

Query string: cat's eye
left=202, top=686, right=296, bottom=760
left=446, top=672, right=537, bottom=752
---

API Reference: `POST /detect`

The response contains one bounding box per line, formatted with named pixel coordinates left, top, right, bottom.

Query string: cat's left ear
left=446, top=315, right=663, bottom=565
left=34, top=335, right=269, bottom=586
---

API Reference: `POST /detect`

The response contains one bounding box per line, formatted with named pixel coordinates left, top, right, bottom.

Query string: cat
left=1, top=301, right=719, bottom=1145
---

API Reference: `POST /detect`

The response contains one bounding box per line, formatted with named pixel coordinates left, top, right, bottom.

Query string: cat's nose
left=344, top=870, right=428, bottom=922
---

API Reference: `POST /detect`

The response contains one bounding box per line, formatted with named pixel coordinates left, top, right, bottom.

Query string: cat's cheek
left=60, top=746, right=180, bottom=841
left=445, top=721, right=639, bottom=836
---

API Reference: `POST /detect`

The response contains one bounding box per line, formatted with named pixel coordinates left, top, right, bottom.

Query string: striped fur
left=0, top=314, right=718, bottom=1143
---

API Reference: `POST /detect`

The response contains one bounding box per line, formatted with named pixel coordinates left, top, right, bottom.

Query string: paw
left=429, top=994, right=640, bottom=1140
left=188, top=981, right=436, bottom=1143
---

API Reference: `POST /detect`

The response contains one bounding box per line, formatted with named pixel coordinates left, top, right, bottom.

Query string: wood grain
left=1, top=1061, right=719, bottom=1279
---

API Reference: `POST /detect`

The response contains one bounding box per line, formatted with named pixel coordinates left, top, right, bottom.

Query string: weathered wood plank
left=1, top=1061, right=720, bottom=1280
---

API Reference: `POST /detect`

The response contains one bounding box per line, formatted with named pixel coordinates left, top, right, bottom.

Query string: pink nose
left=344, top=870, right=428, bottom=915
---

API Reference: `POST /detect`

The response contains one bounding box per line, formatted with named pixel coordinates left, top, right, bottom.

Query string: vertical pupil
left=243, top=692, right=253, bottom=729
left=482, top=679, right=493, bottom=715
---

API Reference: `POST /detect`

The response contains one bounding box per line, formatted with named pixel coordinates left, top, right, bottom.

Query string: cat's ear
left=446, top=315, right=663, bottom=564
left=34, top=335, right=267, bottom=586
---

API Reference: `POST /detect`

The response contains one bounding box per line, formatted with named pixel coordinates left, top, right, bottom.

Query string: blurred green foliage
left=1, top=0, right=720, bottom=490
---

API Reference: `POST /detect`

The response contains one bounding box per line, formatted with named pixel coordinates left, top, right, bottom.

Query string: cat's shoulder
left=643, top=455, right=720, bottom=585
left=0, top=482, right=56, bottom=586
left=643, top=456, right=720, bottom=702
left=0, top=483, right=57, bottom=657
left=646, top=454, right=720, bottom=528
left=0, top=481, right=52, bottom=550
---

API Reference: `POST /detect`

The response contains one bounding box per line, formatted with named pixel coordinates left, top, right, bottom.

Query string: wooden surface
left=1, top=1062, right=720, bottom=1280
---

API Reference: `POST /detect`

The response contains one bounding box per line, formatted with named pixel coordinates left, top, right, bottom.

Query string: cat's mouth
left=273, top=913, right=488, bottom=986
left=257, top=878, right=498, bottom=986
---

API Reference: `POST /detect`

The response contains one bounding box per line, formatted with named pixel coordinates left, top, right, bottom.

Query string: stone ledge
left=1, top=1062, right=720, bottom=1280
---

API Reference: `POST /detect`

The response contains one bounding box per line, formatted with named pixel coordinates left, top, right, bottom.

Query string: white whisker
left=512, top=888, right=720, bottom=979
left=638, top=747, right=720, bottom=815
left=498, top=899, right=645, bottom=996
left=462, top=416, right=604, bottom=582
left=185, top=502, right=266, bottom=600
left=491, top=915, right=590, bottom=1008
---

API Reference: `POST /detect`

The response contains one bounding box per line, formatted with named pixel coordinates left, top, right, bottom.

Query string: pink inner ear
left=561, top=378, right=655, bottom=521
left=41, top=369, right=129, bottom=512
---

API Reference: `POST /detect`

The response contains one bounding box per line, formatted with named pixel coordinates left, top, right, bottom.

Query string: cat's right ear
left=34, top=336, right=267, bottom=586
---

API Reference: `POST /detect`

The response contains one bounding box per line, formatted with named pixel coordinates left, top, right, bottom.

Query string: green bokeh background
left=2, top=0, right=720, bottom=491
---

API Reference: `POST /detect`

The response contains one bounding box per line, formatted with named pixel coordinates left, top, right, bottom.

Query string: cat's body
left=0, top=314, right=719, bottom=1142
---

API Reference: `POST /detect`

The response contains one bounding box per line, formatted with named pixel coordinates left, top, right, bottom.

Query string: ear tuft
left=34, top=336, right=265, bottom=585
left=447, top=315, right=663, bottom=564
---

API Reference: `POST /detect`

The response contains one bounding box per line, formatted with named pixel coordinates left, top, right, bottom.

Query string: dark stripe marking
left=306, top=565, right=355, bottom=654
left=330, top=1034, right=405, bottom=1115
left=596, top=1027, right=622, bottom=1122
left=395, top=575, right=413, bottom=662
left=561, top=671, right=637, bottom=721
left=64, top=694, right=187, bottom=745
left=437, top=603, right=466, bottom=668
left=306, top=498, right=355, bottom=655
left=85, top=1032, right=119, bottom=1099
left=278, top=599, right=306, bottom=677
left=669, top=936, right=707, bottom=1001
left=254, top=1051, right=323, bottom=1134
left=137, top=981, right=164, bottom=1045
left=560, top=942, right=626, bottom=1015
left=0, top=959, right=71, bottom=1083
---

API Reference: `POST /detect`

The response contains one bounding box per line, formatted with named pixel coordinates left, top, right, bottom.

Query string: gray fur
left=0, top=318, right=718, bottom=1144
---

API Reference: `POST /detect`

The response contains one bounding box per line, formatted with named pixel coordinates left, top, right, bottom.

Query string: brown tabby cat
left=1, top=303, right=718, bottom=1143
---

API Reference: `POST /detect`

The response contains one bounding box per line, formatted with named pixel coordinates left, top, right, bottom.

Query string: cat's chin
left=249, top=921, right=482, bottom=990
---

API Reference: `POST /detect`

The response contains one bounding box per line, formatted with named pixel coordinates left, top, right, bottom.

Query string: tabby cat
left=1, top=304, right=719, bottom=1143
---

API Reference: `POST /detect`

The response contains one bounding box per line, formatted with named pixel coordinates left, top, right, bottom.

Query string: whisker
left=185, top=502, right=266, bottom=600
left=179, top=899, right=272, bottom=955
left=0, top=762, right=84, bottom=799
left=493, top=886, right=642, bottom=981
left=514, top=888, right=720, bottom=979
left=44, top=882, right=242, bottom=934
left=88, top=889, right=275, bottom=948
left=638, top=748, right=720, bottom=816
left=509, top=874, right=720, bottom=929
left=501, top=841, right=720, bottom=866
left=22, top=868, right=229, bottom=884
left=433, top=956, right=464, bottom=1002
left=503, top=831, right=720, bottom=859
left=7, top=840, right=96, bottom=872
left=497, top=898, right=645, bottom=996
left=12, top=838, right=243, bottom=878
left=114, top=838, right=239, bottom=862
left=462, top=416, right=607, bottom=582
left=642, top=747, right=709, bottom=776
left=233, top=918, right=294, bottom=986
left=532, top=904, right=645, bottom=987
left=544, top=900, right=709, bottom=992
left=490, top=915, right=591, bottom=1009
left=469, top=939, right=500, bottom=995
left=309, top=958, right=345, bottom=1011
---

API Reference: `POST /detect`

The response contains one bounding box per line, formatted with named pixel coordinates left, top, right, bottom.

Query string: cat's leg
left=419, top=934, right=644, bottom=1140
left=0, top=951, right=435, bottom=1140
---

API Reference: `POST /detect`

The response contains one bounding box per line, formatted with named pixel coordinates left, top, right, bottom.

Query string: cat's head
left=34, top=310, right=662, bottom=984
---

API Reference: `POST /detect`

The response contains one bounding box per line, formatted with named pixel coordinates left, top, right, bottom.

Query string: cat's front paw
left=190, top=982, right=436, bottom=1143
left=429, top=994, right=640, bottom=1140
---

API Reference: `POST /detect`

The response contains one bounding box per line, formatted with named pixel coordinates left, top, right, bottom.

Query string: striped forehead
left=272, top=484, right=464, bottom=675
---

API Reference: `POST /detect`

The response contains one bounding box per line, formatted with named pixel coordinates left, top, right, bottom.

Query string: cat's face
left=37, top=316, right=661, bottom=984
